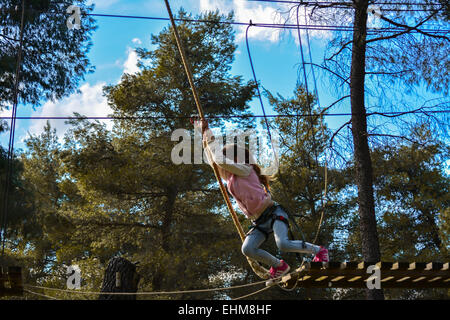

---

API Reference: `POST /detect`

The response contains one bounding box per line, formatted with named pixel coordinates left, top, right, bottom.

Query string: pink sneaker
left=313, top=246, right=329, bottom=262
left=269, top=260, right=290, bottom=279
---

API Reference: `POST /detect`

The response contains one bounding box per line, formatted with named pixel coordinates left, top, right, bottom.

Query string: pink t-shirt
left=197, top=125, right=273, bottom=220
left=223, top=167, right=273, bottom=220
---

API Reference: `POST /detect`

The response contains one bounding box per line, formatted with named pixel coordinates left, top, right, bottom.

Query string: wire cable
left=24, top=276, right=273, bottom=296
left=247, top=0, right=444, bottom=7
left=24, top=288, right=59, bottom=300
left=296, top=3, right=328, bottom=246
left=0, top=110, right=447, bottom=121
left=0, top=8, right=448, bottom=33
left=232, top=284, right=273, bottom=300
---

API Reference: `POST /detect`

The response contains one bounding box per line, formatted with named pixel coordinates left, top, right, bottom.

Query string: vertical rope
left=163, top=0, right=268, bottom=278
left=246, top=23, right=308, bottom=245
left=296, top=3, right=327, bottom=245
left=303, top=6, right=328, bottom=244
left=245, top=22, right=280, bottom=170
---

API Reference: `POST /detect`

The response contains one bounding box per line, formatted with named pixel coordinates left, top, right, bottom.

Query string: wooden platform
left=275, top=262, right=450, bottom=289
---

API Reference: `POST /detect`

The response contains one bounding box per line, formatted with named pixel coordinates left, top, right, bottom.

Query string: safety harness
left=248, top=204, right=306, bottom=250
left=248, top=204, right=285, bottom=239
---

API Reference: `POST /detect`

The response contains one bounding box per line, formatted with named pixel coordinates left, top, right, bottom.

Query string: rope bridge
left=278, top=261, right=450, bottom=289
left=1, top=261, right=449, bottom=299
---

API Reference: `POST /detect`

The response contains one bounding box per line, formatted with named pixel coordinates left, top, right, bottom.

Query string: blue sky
left=1, top=0, right=354, bottom=152
left=2, top=0, right=446, bottom=157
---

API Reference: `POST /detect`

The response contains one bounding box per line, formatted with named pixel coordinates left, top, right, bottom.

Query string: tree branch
left=304, top=62, right=350, bottom=85
left=379, top=11, right=448, bottom=41
left=367, top=11, right=448, bottom=43
left=366, top=69, right=414, bottom=76
left=367, top=133, right=427, bottom=147
left=71, top=218, right=160, bottom=230
left=325, top=40, right=352, bottom=62
left=330, top=119, right=351, bottom=149
left=320, top=95, right=351, bottom=115
left=0, top=33, right=19, bottom=42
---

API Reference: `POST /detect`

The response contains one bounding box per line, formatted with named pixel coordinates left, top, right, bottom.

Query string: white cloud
left=123, top=47, right=140, bottom=75
left=199, top=0, right=285, bottom=42
left=25, top=45, right=141, bottom=140
left=27, top=81, right=113, bottom=139
left=132, top=38, right=142, bottom=45
left=197, top=0, right=333, bottom=43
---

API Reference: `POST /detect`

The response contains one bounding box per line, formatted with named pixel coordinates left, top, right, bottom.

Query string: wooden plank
left=297, top=275, right=311, bottom=281
left=326, top=262, right=342, bottom=270
left=392, top=262, right=410, bottom=270
left=426, top=262, right=444, bottom=271
left=348, top=276, right=362, bottom=282
left=275, top=261, right=450, bottom=289
left=292, top=279, right=450, bottom=289
left=396, top=276, right=411, bottom=283
left=427, top=277, right=442, bottom=283
left=276, top=263, right=309, bottom=288
left=412, top=276, right=427, bottom=283
left=381, top=276, right=395, bottom=282
left=331, top=276, right=346, bottom=282
left=409, top=262, right=427, bottom=271
left=376, top=262, right=393, bottom=270
left=341, top=262, right=359, bottom=270
left=358, top=262, right=372, bottom=270
left=314, top=276, right=329, bottom=282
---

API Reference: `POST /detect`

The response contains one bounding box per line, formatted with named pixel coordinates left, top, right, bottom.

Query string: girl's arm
left=194, top=120, right=251, bottom=177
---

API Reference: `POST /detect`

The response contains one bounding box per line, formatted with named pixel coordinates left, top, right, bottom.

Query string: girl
left=194, top=120, right=329, bottom=278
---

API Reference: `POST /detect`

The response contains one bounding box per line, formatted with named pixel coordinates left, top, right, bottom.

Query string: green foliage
left=258, top=85, right=351, bottom=299
left=4, top=10, right=257, bottom=299
left=0, top=0, right=96, bottom=109
left=343, top=124, right=449, bottom=299
left=265, top=85, right=349, bottom=247
left=371, top=125, right=449, bottom=261
left=1, top=6, right=448, bottom=300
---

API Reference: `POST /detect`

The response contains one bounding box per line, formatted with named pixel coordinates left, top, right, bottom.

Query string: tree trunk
left=99, top=257, right=140, bottom=300
left=350, top=0, right=384, bottom=300
left=151, top=188, right=177, bottom=291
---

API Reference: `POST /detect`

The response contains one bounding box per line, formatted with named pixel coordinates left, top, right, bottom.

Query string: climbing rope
left=22, top=270, right=290, bottom=298
left=245, top=17, right=328, bottom=247
left=24, top=288, right=60, bottom=300
left=295, top=2, right=328, bottom=246
left=163, top=0, right=269, bottom=279
left=243, top=6, right=330, bottom=292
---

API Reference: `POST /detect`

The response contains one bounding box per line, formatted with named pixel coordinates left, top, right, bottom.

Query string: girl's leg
left=242, top=228, right=281, bottom=268
left=272, top=208, right=321, bottom=255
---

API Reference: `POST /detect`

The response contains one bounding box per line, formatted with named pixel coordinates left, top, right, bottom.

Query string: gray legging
left=241, top=206, right=319, bottom=268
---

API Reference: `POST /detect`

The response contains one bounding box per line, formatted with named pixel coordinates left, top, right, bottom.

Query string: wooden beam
left=392, top=262, right=410, bottom=270
left=271, top=261, right=450, bottom=289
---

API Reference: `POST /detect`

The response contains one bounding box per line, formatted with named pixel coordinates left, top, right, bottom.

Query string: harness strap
left=247, top=205, right=291, bottom=242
